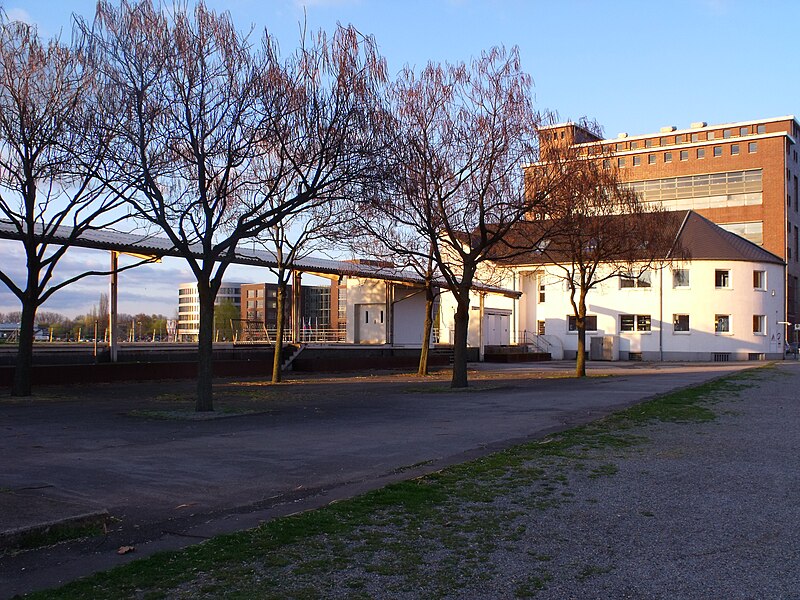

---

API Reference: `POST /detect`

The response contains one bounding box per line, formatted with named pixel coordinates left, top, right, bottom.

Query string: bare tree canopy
left=0, top=15, right=129, bottom=396
left=79, top=1, right=389, bottom=410
left=369, top=46, right=540, bottom=387
left=524, top=119, right=681, bottom=376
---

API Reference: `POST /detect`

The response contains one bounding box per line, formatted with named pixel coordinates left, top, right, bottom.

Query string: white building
left=442, top=210, right=786, bottom=362
left=177, top=282, right=242, bottom=342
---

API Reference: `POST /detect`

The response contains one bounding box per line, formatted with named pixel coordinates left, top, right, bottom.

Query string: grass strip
left=29, top=366, right=771, bottom=599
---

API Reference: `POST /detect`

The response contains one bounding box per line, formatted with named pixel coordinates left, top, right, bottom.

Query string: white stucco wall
left=345, top=277, right=388, bottom=344
left=515, top=260, right=785, bottom=361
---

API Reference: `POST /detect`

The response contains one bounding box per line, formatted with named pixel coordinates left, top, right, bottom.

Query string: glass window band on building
left=568, top=315, right=597, bottom=331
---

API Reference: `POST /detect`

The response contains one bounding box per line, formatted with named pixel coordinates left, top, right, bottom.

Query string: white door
left=355, top=303, right=386, bottom=344
left=484, top=311, right=510, bottom=346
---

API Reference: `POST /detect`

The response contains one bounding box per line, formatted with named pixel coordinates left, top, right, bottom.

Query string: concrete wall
left=515, top=260, right=785, bottom=361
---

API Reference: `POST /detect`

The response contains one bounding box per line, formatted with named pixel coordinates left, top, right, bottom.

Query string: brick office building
left=534, top=116, right=800, bottom=323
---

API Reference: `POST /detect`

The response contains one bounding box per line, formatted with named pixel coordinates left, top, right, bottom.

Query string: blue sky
left=2, top=0, right=799, bottom=317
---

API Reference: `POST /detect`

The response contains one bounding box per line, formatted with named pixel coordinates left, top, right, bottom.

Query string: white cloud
left=5, top=7, right=34, bottom=25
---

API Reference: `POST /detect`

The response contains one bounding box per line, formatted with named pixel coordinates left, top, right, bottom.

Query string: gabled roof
left=674, top=211, right=784, bottom=264
left=490, top=210, right=784, bottom=267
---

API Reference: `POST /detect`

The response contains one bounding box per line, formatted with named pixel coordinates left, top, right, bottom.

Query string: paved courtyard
left=0, top=361, right=763, bottom=596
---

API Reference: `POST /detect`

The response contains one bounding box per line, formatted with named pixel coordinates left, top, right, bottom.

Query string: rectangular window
left=630, top=141, right=638, bottom=149
left=633, top=155, right=641, bottom=166
left=648, top=154, right=656, bottom=165
left=645, top=139, right=654, bottom=148
left=602, top=159, right=610, bottom=169
left=752, top=315, right=766, bottom=335
left=661, top=136, right=672, bottom=145
left=723, top=129, right=732, bottom=138
left=680, top=150, right=689, bottom=161
left=731, top=144, right=740, bottom=155
left=537, top=320, right=545, bottom=336
left=618, top=157, right=626, bottom=168
left=620, top=314, right=635, bottom=331
left=748, top=142, right=758, bottom=153
left=697, top=148, right=705, bottom=159
left=708, top=131, right=715, bottom=140
left=740, top=126, right=748, bottom=136
left=664, top=152, right=672, bottom=163
left=713, top=146, right=722, bottom=157
left=675, top=134, right=684, bottom=143
left=538, top=276, right=546, bottom=303
left=691, top=133, right=700, bottom=142
left=620, top=271, right=651, bottom=288
left=673, top=314, right=690, bottom=333
left=715, top=314, right=731, bottom=333
left=757, top=124, right=766, bottom=134
left=715, top=270, right=731, bottom=288
left=753, top=270, right=766, bottom=290
left=568, top=315, right=597, bottom=331
left=637, top=315, right=651, bottom=332
left=673, top=268, right=690, bottom=288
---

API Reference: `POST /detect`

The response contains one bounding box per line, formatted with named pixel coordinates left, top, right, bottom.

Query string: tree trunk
left=451, top=292, right=470, bottom=388
left=417, top=285, right=435, bottom=377
left=575, top=293, right=587, bottom=378
left=272, top=281, right=286, bottom=383
left=196, top=284, right=215, bottom=412
left=11, top=299, right=37, bottom=397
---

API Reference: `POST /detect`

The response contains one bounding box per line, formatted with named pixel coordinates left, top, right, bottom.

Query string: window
left=630, top=141, right=638, bottom=149
left=538, top=276, right=546, bottom=303
left=673, top=268, right=690, bottom=288
left=723, top=129, right=732, bottom=138
left=697, top=148, right=705, bottom=159
left=621, top=314, right=652, bottom=332
left=537, top=320, right=545, bottom=336
left=648, top=154, right=656, bottom=164
left=715, top=314, right=731, bottom=333
left=680, top=150, right=689, bottom=161
left=757, top=124, right=766, bottom=134
left=708, top=131, right=715, bottom=140
left=691, top=133, right=700, bottom=142
left=602, top=159, right=610, bottom=169
left=664, top=152, right=672, bottom=163
left=618, top=157, right=626, bottom=168
left=752, top=315, right=766, bottom=335
left=661, top=136, right=672, bottom=145
left=753, top=270, right=766, bottom=290
left=620, top=271, right=651, bottom=288
left=740, top=126, right=748, bottom=136
left=673, top=314, right=690, bottom=333
left=713, top=146, right=722, bottom=157
left=633, top=155, right=641, bottom=166
left=675, top=134, right=684, bottom=143
left=731, top=144, right=739, bottom=155
left=748, top=142, right=758, bottom=153
left=715, top=269, right=731, bottom=288
left=645, top=139, right=654, bottom=148
left=568, top=315, right=597, bottom=331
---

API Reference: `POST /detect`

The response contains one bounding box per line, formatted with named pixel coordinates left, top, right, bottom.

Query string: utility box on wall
left=590, top=335, right=619, bottom=361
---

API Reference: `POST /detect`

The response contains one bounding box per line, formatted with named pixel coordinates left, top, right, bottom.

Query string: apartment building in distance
left=177, top=282, right=242, bottom=342
left=536, top=116, right=800, bottom=323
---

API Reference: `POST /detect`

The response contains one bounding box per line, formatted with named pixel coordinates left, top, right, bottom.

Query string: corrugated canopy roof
left=0, top=221, right=521, bottom=298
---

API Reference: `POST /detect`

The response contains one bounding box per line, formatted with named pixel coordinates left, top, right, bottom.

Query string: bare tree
left=0, top=16, right=130, bottom=396
left=257, top=198, right=348, bottom=383
left=529, top=121, right=679, bottom=376
left=81, top=2, right=388, bottom=410
left=372, top=46, right=540, bottom=388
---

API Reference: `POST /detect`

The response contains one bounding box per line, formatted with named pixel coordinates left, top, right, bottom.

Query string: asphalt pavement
left=0, top=360, right=758, bottom=597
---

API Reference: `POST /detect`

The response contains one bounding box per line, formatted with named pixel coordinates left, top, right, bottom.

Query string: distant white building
left=177, top=282, right=242, bottom=342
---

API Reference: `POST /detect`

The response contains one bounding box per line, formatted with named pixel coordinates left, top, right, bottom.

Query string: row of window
left=610, top=142, right=758, bottom=169
left=537, top=269, right=767, bottom=302
left=565, top=313, right=768, bottom=335
left=613, top=124, right=768, bottom=152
